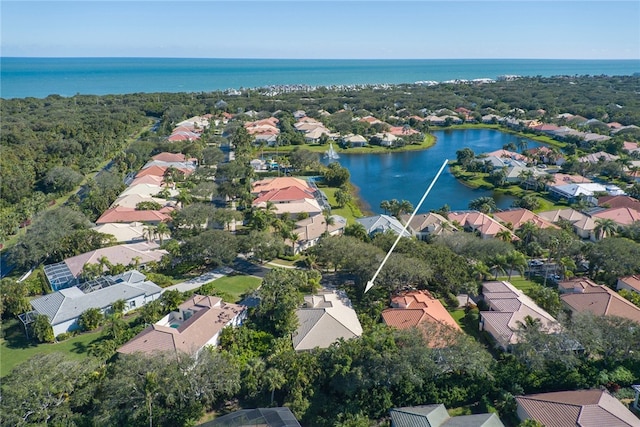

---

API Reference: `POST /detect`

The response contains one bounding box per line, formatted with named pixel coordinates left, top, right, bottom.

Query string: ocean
left=1, top=57, right=638, bottom=99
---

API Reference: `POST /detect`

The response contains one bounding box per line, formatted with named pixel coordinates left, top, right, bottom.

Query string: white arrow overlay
left=364, top=158, right=449, bottom=293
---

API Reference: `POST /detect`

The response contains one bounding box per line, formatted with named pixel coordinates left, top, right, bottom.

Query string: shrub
left=56, top=332, right=73, bottom=341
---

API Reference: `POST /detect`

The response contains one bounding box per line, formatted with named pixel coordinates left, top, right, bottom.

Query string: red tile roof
left=597, top=195, right=640, bottom=211
left=152, top=152, right=186, bottom=162
left=493, top=209, right=558, bottom=230
left=253, top=186, right=315, bottom=204
left=617, top=275, right=640, bottom=293
left=96, top=206, right=171, bottom=225
left=382, top=290, right=461, bottom=332
left=592, top=207, right=640, bottom=226
left=118, top=295, right=245, bottom=356
left=251, top=177, right=311, bottom=194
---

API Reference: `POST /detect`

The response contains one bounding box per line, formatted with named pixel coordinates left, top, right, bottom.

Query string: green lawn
left=497, top=275, right=537, bottom=293
left=207, top=275, right=262, bottom=302
left=0, top=318, right=100, bottom=377
left=322, top=186, right=366, bottom=221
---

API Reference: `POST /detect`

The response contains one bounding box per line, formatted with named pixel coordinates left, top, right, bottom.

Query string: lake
left=334, top=129, right=544, bottom=213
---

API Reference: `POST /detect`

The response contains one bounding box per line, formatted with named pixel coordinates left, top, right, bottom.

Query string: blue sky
left=2, top=1, right=639, bottom=59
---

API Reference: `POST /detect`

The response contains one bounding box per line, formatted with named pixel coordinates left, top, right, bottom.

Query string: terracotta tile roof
left=516, top=389, right=640, bottom=427
left=251, top=177, right=311, bottom=194
left=62, top=242, right=167, bottom=277
left=382, top=290, right=461, bottom=332
left=152, top=152, right=186, bottom=162
left=129, top=175, right=166, bottom=187
left=494, top=208, right=558, bottom=230
left=592, top=207, right=640, bottom=226
left=598, top=195, right=640, bottom=211
left=359, top=115, right=383, bottom=124
left=253, top=186, right=315, bottom=204
left=96, top=206, right=171, bottom=224
left=557, top=277, right=599, bottom=293
left=388, top=126, right=419, bottom=136
left=118, top=295, right=246, bottom=357
left=548, top=173, right=592, bottom=187
left=561, top=283, right=640, bottom=323
left=135, top=165, right=168, bottom=178
left=482, top=149, right=527, bottom=161
left=448, top=212, right=516, bottom=240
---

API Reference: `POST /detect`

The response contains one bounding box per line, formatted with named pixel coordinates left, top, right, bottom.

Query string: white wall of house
left=617, top=278, right=640, bottom=294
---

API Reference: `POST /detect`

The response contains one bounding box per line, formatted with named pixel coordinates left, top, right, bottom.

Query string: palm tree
left=594, top=218, right=618, bottom=240
left=489, top=254, right=508, bottom=280
left=155, top=222, right=170, bottom=245
left=516, top=314, right=542, bottom=332
left=506, top=251, right=527, bottom=280
left=517, top=221, right=538, bottom=247
left=496, top=229, right=513, bottom=242
left=518, top=169, right=534, bottom=190
left=143, top=224, right=157, bottom=242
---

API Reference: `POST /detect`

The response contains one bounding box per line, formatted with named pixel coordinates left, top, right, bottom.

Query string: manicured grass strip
left=322, top=186, right=365, bottom=222
left=207, top=275, right=262, bottom=303
left=0, top=318, right=100, bottom=377
left=497, top=276, right=538, bottom=293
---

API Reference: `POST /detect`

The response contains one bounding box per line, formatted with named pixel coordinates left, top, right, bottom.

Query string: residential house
left=482, top=149, right=528, bottom=162
left=578, top=151, right=620, bottom=164
left=342, top=134, right=368, bottom=147
left=359, top=115, right=384, bottom=125
left=95, top=206, right=172, bottom=225
left=388, top=126, right=419, bottom=136
left=304, top=127, right=330, bottom=143
left=356, top=214, right=411, bottom=238
left=198, top=408, right=301, bottom=427
left=617, top=275, right=640, bottom=295
left=253, top=186, right=316, bottom=206
left=129, top=175, right=167, bottom=187
left=374, top=132, right=398, bottom=147
left=448, top=211, right=515, bottom=240
left=547, top=173, right=592, bottom=188
left=480, top=281, right=559, bottom=350
left=292, top=290, right=363, bottom=351
left=493, top=208, right=558, bottom=231
left=92, top=221, right=147, bottom=243
left=21, top=270, right=161, bottom=337
left=559, top=278, right=640, bottom=323
left=547, top=182, right=609, bottom=204
left=515, top=389, right=640, bottom=427
left=537, top=208, right=595, bottom=239
left=382, top=290, right=461, bottom=346
left=399, top=212, right=455, bottom=240
left=583, top=133, right=612, bottom=144
left=390, top=405, right=505, bottom=427
left=591, top=206, right=640, bottom=228
left=120, top=183, right=179, bottom=198
left=598, top=195, right=640, bottom=211
left=110, top=194, right=174, bottom=209
left=251, top=177, right=312, bottom=195
left=286, top=214, right=346, bottom=255
left=151, top=152, right=187, bottom=163
left=623, top=141, right=640, bottom=155
left=117, top=294, right=246, bottom=358
left=43, top=242, right=167, bottom=291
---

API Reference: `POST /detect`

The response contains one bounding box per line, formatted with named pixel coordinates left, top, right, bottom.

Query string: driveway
left=163, top=266, right=234, bottom=293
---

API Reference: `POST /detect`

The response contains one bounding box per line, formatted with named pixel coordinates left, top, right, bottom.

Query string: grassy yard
left=206, top=274, right=262, bottom=303
left=0, top=318, right=100, bottom=377
left=496, top=275, right=538, bottom=293
left=322, top=185, right=366, bottom=221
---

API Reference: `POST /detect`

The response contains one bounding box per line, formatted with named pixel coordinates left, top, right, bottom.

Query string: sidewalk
left=162, top=266, right=234, bottom=293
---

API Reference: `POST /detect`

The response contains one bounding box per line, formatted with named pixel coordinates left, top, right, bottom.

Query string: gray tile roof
left=357, top=214, right=410, bottom=237
left=199, top=407, right=301, bottom=427
left=390, top=405, right=505, bottom=427
left=30, top=271, right=161, bottom=326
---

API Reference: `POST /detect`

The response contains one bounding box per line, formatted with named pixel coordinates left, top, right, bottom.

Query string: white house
left=22, top=270, right=162, bottom=337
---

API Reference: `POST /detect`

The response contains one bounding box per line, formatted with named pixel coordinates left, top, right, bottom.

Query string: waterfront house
left=21, top=270, right=161, bottom=337
left=493, top=208, right=558, bottom=231
left=357, top=214, right=411, bottom=238
left=117, top=294, right=246, bottom=358
left=516, top=389, right=640, bottom=427
left=399, top=212, right=454, bottom=240
left=292, top=290, right=363, bottom=351
left=448, top=211, right=515, bottom=240
left=577, top=151, right=619, bottom=164
left=537, top=208, right=595, bottom=239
